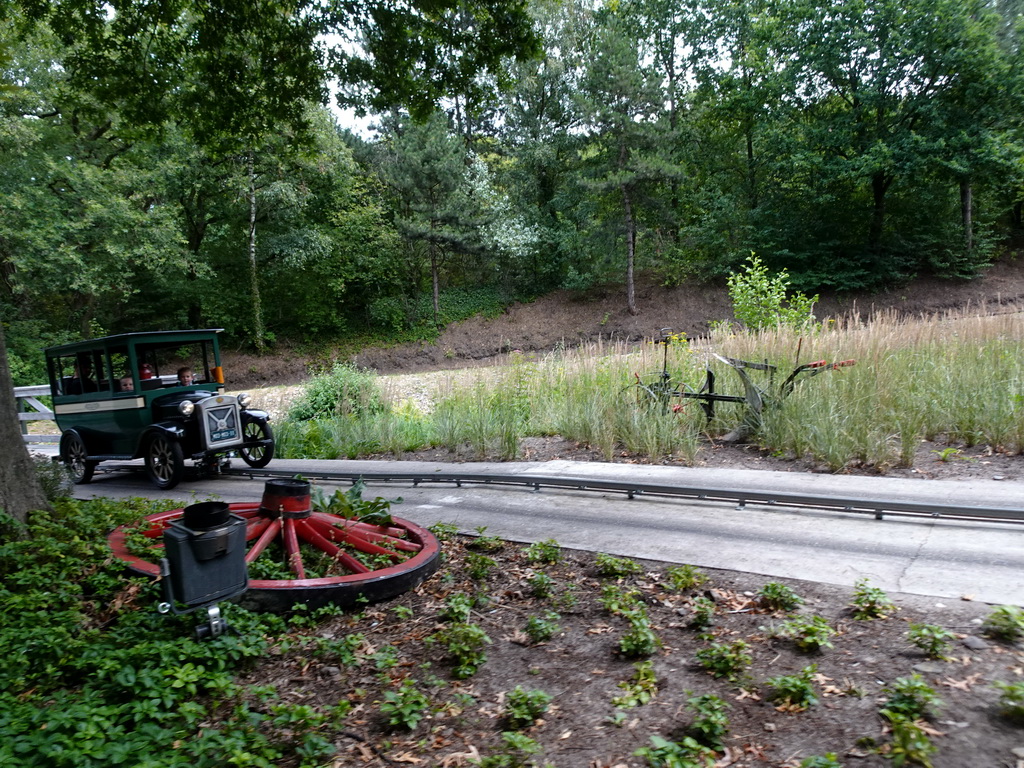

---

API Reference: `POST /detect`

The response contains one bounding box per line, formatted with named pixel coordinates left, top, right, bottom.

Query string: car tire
left=239, top=420, right=275, bottom=469
left=61, top=431, right=96, bottom=484
left=145, top=433, right=185, bottom=490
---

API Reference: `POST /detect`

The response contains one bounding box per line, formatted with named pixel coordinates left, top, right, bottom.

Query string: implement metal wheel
left=108, top=503, right=441, bottom=612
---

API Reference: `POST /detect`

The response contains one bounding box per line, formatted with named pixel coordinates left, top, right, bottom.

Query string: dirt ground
left=226, top=255, right=1024, bottom=386
left=247, top=533, right=1024, bottom=768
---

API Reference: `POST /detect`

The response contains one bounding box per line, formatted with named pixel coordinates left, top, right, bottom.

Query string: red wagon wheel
left=108, top=490, right=441, bottom=613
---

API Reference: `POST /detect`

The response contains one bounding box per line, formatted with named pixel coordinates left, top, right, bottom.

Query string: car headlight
left=178, top=400, right=195, bottom=416
left=237, top=392, right=252, bottom=409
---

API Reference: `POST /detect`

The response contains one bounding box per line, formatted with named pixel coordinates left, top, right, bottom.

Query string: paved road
left=58, top=453, right=1024, bottom=606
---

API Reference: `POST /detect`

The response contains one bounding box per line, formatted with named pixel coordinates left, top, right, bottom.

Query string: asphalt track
left=49, top=450, right=1024, bottom=607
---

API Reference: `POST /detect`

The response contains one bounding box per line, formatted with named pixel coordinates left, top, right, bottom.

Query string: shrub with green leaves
left=524, top=611, right=561, bottom=644
left=664, top=564, right=708, bottom=592
left=527, top=572, right=555, bottom=599
left=993, top=680, right=1024, bottom=721
left=695, top=640, right=752, bottom=681
left=475, top=731, right=543, bottom=768
left=982, top=605, right=1024, bottom=642
left=880, top=710, right=937, bottom=767
left=685, top=693, right=730, bottom=751
left=688, top=596, right=716, bottom=629
left=765, top=665, right=819, bottom=710
left=380, top=678, right=430, bottom=730
left=504, top=686, right=553, bottom=729
left=634, top=734, right=716, bottom=768
left=524, top=539, right=561, bottom=565
left=619, top=607, right=662, bottom=658
left=600, top=583, right=644, bottom=615
left=288, top=362, right=387, bottom=420
left=439, top=592, right=474, bottom=623
left=882, top=674, right=942, bottom=720
left=780, top=615, right=836, bottom=653
left=466, top=552, right=497, bottom=581
left=850, top=579, right=895, bottom=619
left=726, top=253, right=819, bottom=330
left=800, top=754, right=843, bottom=768
left=757, top=581, right=804, bottom=612
left=596, top=553, right=644, bottom=578
left=612, top=660, right=658, bottom=709
left=430, top=622, right=492, bottom=679
left=906, top=623, right=955, bottom=660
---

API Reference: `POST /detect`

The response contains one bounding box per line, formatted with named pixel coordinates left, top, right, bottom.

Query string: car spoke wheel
left=239, top=421, right=274, bottom=468
left=62, top=432, right=95, bottom=484
left=145, top=434, right=185, bottom=490
left=108, top=502, right=441, bottom=612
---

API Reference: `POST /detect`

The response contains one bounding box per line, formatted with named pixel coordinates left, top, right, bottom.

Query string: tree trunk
left=431, top=246, right=441, bottom=326
left=1012, top=201, right=1023, bottom=233
left=247, top=152, right=265, bottom=352
left=623, top=184, right=638, bottom=316
left=868, top=172, right=891, bottom=253
left=960, top=178, right=974, bottom=252
left=0, top=323, right=51, bottom=539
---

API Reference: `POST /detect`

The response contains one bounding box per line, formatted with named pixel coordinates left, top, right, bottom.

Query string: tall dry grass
left=276, top=307, right=1024, bottom=469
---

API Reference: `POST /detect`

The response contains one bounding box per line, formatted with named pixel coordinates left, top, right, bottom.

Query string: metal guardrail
left=217, top=466, right=1024, bottom=526
left=14, top=385, right=59, bottom=443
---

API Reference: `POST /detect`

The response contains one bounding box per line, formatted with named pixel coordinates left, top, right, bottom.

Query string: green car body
left=47, top=329, right=274, bottom=489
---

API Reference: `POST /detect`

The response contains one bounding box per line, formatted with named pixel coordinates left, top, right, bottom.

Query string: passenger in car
left=120, top=376, right=134, bottom=392
left=177, top=367, right=194, bottom=385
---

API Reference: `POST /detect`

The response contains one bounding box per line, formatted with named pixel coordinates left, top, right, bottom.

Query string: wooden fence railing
left=14, top=385, right=59, bottom=443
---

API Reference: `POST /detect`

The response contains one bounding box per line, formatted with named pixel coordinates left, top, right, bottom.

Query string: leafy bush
left=765, top=664, right=819, bottom=710
left=504, top=686, right=552, bottom=729
left=664, top=564, right=708, bottom=592
left=634, top=734, right=716, bottom=768
left=982, top=605, right=1024, bottom=642
left=429, top=622, right=492, bottom=679
left=288, top=362, right=387, bottom=421
left=524, top=539, right=561, bottom=565
left=757, top=581, right=804, bottom=611
left=596, top=553, right=643, bottom=578
left=380, top=678, right=430, bottom=730
left=906, top=623, right=955, bottom=660
left=850, top=579, right=895, bottom=620
left=685, top=693, right=730, bottom=750
left=613, top=660, right=658, bottom=709
left=993, top=680, right=1024, bottom=721
left=524, top=611, right=560, bottom=644
left=695, top=640, right=752, bottom=681
left=882, top=674, right=942, bottom=720
left=726, top=253, right=818, bottom=330
left=619, top=607, right=662, bottom=658
left=780, top=615, right=836, bottom=653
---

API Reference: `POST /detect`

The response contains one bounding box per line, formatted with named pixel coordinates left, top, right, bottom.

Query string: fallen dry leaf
left=439, top=746, right=480, bottom=767
left=942, top=673, right=983, bottom=691
left=391, top=752, right=422, bottom=763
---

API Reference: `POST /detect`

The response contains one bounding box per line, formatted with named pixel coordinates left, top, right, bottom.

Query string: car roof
left=45, top=329, right=225, bottom=356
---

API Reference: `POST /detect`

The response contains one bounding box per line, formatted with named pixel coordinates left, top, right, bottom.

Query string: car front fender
left=134, top=423, right=186, bottom=458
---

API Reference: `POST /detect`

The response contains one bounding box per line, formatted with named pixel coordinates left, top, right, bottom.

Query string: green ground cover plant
left=3, top=496, right=1021, bottom=767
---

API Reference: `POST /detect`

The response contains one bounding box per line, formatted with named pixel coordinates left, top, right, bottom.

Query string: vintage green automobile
left=46, top=329, right=274, bottom=489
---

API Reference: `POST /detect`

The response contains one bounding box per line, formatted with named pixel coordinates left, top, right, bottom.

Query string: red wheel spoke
left=310, top=513, right=420, bottom=552
left=307, top=517, right=407, bottom=559
left=312, top=512, right=406, bottom=538
left=293, top=520, right=370, bottom=575
left=246, top=518, right=282, bottom=563
left=282, top=518, right=306, bottom=579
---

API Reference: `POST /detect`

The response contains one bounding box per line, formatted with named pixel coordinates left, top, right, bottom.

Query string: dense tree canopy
left=0, top=0, right=1022, bottom=357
